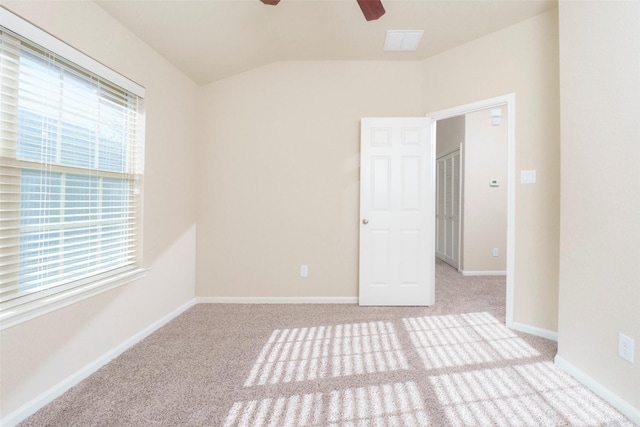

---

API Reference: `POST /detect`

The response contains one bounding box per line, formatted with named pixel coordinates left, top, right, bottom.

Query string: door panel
left=371, top=230, right=391, bottom=285
left=372, top=157, right=391, bottom=210
left=400, top=229, right=420, bottom=285
left=402, top=157, right=421, bottom=210
left=359, top=117, right=434, bottom=306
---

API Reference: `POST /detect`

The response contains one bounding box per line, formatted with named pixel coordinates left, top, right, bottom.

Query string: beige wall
left=0, top=0, right=198, bottom=417
left=463, top=107, right=508, bottom=273
left=197, top=61, right=422, bottom=298
left=421, top=10, right=560, bottom=332
left=436, top=115, right=465, bottom=157
left=558, top=0, right=640, bottom=412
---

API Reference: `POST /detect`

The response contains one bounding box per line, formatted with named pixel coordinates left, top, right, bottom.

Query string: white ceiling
left=95, top=0, right=557, bottom=86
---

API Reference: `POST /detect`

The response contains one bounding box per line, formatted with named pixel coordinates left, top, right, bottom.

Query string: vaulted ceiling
left=96, top=0, right=557, bottom=86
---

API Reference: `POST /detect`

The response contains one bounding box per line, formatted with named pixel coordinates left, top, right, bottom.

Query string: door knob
left=362, top=218, right=369, bottom=225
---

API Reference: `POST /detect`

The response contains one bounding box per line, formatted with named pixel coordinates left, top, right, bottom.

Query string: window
left=0, top=9, right=146, bottom=327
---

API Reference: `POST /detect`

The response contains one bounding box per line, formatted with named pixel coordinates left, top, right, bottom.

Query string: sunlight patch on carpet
left=430, top=362, right=630, bottom=426
left=403, top=312, right=539, bottom=369
left=224, top=393, right=323, bottom=427
left=244, top=321, right=408, bottom=387
left=224, top=381, right=428, bottom=427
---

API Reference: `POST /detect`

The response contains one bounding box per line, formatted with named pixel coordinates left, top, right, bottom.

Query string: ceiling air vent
left=384, top=30, right=424, bottom=51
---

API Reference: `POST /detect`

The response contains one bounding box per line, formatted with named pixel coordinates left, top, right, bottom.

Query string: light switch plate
left=521, top=170, right=536, bottom=184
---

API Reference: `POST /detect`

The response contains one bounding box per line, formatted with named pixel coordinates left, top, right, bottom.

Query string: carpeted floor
left=19, top=260, right=633, bottom=426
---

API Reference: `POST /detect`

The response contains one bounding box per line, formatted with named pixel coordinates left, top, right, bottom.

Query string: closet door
left=436, top=159, right=447, bottom=260
left=435, top=150, right=461, bottom=269
left=445, top=151, right=460, bottom=268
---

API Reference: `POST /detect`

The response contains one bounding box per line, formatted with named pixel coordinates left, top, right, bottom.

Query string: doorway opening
left=429, top=94, right=516, bottom=326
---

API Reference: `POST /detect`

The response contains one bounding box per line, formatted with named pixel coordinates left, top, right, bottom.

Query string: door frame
left=428, top=93, right=516, bottom=327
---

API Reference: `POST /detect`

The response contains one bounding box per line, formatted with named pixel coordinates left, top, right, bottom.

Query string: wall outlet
left=618, top=333, right=635, bottom=363
left=300, top=265, right=308, bottom=277
left=492, top=248, right=499, bottom=257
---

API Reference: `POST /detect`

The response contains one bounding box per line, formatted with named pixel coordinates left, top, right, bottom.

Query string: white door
left=359, top=117, right=434, bottom=306
left=436, top=150, right=461, bottom=269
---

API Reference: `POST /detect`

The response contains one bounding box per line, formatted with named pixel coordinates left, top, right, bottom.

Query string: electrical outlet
left=300, top=265, right=308, bottom=278
left=618, top=333, right=635, bottom=363
left=492, top=248, right=499, bottom=257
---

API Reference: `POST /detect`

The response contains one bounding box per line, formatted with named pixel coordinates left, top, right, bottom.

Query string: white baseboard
left=461, top=270, right=507, bottom=276
left=196, top=296, right=359, bottom=304
left=554, top=355, right=640, bottom=425
left=507, top=320, right=558, bottom=341
left=1, top=298, right=196, bottom=427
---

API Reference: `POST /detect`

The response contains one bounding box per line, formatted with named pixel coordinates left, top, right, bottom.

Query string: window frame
left=0, top=8, right=147, bottom=330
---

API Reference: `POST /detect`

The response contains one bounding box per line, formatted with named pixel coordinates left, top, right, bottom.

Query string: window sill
left=0, top=267, right=148, bottom=331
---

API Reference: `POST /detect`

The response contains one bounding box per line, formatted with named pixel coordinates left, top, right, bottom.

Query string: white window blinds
left=0, top=11, right=145, bottom=319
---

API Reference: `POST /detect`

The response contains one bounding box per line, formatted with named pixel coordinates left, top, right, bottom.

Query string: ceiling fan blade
left=356, top=0, right=385, bottom=21
left=260, top=0, right=384, bottom=21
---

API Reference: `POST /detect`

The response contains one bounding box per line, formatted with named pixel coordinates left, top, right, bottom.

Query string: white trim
left=554, top=355, right=640, bottom=425
left=508, top=320, right=558, bottom=341
left=0, top=298, right=196, bottom=427
left=0, top=268, right=149, bottom=331
left=0, top=7, right=145, bottom=97
left=429, top=94, right=515, bottom=120
left=429, top=93, right=517, bottom=329
left=457, top=142, right=463, bottom=271
left=196, top=296, right=359, bottom=304
left=461, top=270, right=507, bottom=276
